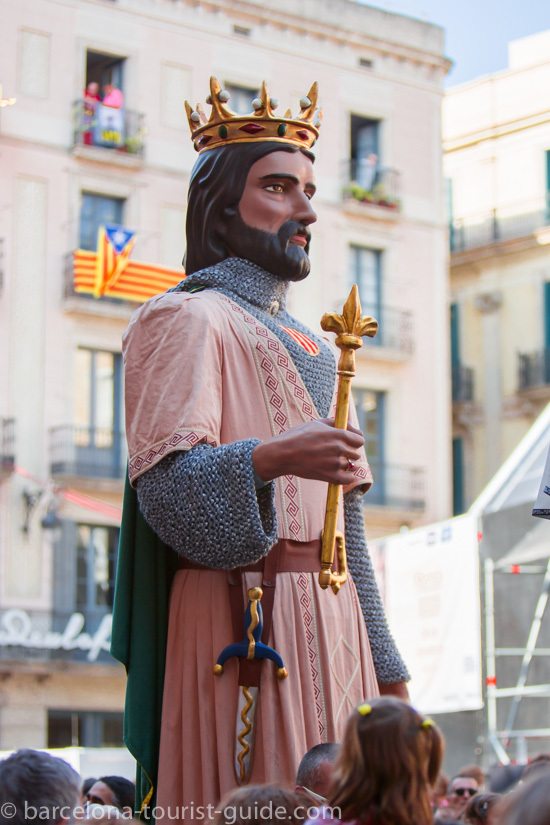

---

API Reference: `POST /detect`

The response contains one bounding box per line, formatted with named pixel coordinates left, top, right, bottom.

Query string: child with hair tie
left=307, top=697, right=444, bottom=825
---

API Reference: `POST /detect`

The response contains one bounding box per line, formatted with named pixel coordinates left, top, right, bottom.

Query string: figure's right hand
left=252, top=418, right=364, bottom=486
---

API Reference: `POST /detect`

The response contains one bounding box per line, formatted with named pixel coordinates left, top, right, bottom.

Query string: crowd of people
left=1, top=698, right=550, bottom=825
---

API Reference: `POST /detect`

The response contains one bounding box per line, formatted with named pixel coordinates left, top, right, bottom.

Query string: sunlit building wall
left=0, top=0, right=449, bottom=749
left=444, top=29, right=550, bottom=512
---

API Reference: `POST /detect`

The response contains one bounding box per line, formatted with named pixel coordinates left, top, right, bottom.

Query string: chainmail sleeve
left=135, top=440, right=278, bottom=568
left=344, top=487, right=410, bottom=684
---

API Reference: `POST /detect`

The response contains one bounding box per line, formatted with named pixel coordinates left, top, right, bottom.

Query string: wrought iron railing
left=72, top=99, right=145, bottom=157
left=518, top=348, right=550, bottom=392
left=370, top=305, right=414, bottom=354
left=364, top=461, right=425, bottom=510
left=49, top=425, right=127, bottom=480
left=452, top=364, right=474, bottom=403
left=342, top=160, right=401, bottom=210
left=0, top=417, right=15, bottom=473
left=450, top=200, right=549, bottom=253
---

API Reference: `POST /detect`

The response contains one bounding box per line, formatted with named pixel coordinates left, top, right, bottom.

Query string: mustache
left=277, top=221, right=311, bottom=248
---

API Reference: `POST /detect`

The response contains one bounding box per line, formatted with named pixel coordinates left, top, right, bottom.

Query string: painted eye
left=265, top=182, right=285, bottom=193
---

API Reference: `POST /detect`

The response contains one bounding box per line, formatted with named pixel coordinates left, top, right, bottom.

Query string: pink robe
left=123, top=290, right=379, bottom=818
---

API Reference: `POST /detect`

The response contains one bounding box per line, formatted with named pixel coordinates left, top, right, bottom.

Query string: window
left=224, top=83, right=258, bottom=114
left=353, top=388, right=386, bottom=505
left=74, top=348, right=124, bottom=478
left=350, top=115, right=380, bottom=188
left=85, top=50, right=125, bottom=98
left=48, top=710, right=123, bottom=748
left=79, top=193, right=124, bottom=251
left=76, top=524, right=119, bottom=612
left=351, top=246, right=382, bottom=333
left=453, top=437, right=465, bottom=515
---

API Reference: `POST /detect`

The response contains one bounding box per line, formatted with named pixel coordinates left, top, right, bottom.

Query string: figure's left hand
left=378, top=681, right=410, bottom=702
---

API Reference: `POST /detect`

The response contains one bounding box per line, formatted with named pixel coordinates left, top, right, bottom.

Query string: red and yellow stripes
left=280, top=325, right=320, bottom=356
left=73, top=250, right=183, bottom=303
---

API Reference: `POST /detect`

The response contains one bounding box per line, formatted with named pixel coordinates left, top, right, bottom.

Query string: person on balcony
left=83, top=81, right=100, bottom=146
left=102, top=83, right=124, bottom=109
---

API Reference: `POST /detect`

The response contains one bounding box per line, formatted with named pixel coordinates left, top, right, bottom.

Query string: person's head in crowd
left=327, top=697, right=444, bottom=825
left=85, top=82, right=99, bottom=99
left=442, top=775, right=479, bottom=821
left=86, top=777, right=134, bottom=816
left=496, top=772, right=550, bottom=825
left=0, top=748, right=81, bottom=825
left=81, top=779, right=97, bottom=807
left=295, top=742, right=340, bottom=805
left=430, top=770, right=450, bottom=812
left=463, top=792, right=500, bottom=825
left=458, top=764, right=486, bottom=790
left=213, top=785, right=306, bottom=825
left=521, top=753, right=550, bottom=782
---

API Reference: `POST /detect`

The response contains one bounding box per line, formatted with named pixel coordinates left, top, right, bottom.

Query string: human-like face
left=444, top=777, right=479, bottom=818
left=86, top=780, right=116, bottom=807
left=221, top=149, right=317, bottom=282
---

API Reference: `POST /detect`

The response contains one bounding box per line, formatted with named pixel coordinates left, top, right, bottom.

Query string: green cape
left=110, top=477, right=179, bottom=820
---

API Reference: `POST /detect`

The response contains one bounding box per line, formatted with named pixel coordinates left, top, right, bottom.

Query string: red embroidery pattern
left=129, top=431, right=211, bottom=481
left=218, top=295, right=316, bottom=421
left=296, top=573, right=327, bottom=741
left=218, top=295, right=318, bottom=538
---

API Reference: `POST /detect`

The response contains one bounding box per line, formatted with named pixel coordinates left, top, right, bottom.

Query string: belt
left=178, top=539, right=330, bottom=687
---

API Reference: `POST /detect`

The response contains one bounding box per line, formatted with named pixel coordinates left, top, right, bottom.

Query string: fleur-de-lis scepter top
left=319, top=285, right=378, bottom=594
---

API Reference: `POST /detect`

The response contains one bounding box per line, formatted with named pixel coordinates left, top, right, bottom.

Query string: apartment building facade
left=444, top=29, right=550, bottom=513
left=0, top=0, right=450, bottom=748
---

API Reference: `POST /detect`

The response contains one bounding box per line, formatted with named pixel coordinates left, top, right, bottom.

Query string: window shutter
left=53, top=520, right=77, bottom=616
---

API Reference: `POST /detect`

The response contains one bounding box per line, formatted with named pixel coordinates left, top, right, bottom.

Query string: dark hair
left=521, top=753, right=550, bottom=781
left=296, top=742, right=340, bottom=788
left=0, top=749, right=81, bottom=825
left=328, top=697, right=444, bottom=825
left=184, top=142, right=314, bottom=275
left=464, top=792, right=500, bottom=825
left=496, top=772, right=550, bottom=825
left=99, top=775, right=135, bottom=813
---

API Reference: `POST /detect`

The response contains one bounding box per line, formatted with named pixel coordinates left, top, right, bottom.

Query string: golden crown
left=185, top=77, right=322, bottom=154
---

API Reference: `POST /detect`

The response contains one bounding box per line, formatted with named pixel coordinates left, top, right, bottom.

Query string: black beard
left=221, top=210, right=312, bottom=282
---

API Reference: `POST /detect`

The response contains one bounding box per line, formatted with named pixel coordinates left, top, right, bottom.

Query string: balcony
left=368, top=305, right=414, bottom=357
left=49, top=426, right=126, bottom=483
left=452, top=364, right=474, bottom=403
left=450, top=200, right=548, bottom=254
left=342, top=160, right=401, bottom=212
left=518, top=348, right=550, bottom=394
left=0, top=418, right=15, bottom=478
left=72, top=99, right=145, bottom=162
left=365, top=461, right=425, bottom=511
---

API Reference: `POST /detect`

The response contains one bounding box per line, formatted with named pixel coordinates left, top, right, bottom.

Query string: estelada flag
left=94, top=223, right=137, bottom=297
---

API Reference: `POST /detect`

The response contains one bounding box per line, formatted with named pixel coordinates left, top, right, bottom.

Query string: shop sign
left=0, top=609, right=112, bottom=662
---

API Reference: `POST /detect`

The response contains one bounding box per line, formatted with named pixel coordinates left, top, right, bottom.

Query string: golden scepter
left=319, top=285, right=378, bottom=594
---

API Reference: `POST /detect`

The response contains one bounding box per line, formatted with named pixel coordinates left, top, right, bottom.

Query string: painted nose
left=294, top=195, right=317, bottom=226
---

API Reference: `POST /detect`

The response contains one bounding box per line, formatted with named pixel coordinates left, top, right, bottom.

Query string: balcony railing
left=342, top=160, right=401, bottom=210
left=450, top=200, right=548, bottom=254
left=72, top=99, right=145, bottom=157
left=49, top=426, right=126, bottom=481
left=0, top=417, right=15, bottom=474
left=365, top=461, right=425, bottom=511
left=369, top=305, right=414, bottom=355
left=518, top=348, right=550, bottom=392
left=452, top=364, right=474, bottom=403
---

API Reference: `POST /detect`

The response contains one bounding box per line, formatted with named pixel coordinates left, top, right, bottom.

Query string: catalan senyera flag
left=74, top=223, right=184, bottom=303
